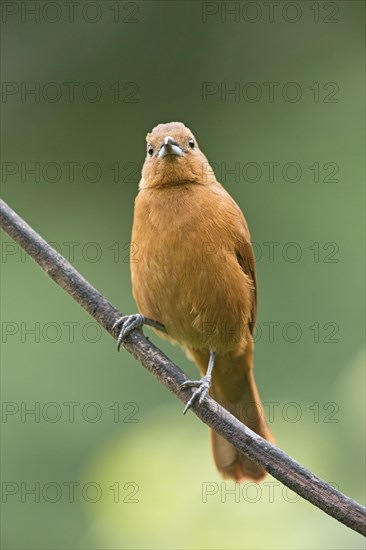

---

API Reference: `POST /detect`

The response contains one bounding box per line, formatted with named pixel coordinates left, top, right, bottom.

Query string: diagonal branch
left=1, top=198, right=365, bottom=536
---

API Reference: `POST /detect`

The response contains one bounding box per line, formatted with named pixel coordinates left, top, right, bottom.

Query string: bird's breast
left=130, top=185, right=251, bottom=353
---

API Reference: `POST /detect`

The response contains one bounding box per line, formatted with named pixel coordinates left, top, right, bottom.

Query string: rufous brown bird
left=114, top=122, right=275, bottom=482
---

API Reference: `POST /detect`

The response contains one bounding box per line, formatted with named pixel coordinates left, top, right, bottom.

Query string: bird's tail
left=187, top=342, right=275, bottom=482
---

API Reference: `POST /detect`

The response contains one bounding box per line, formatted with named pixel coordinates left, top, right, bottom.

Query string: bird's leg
left=181, top=351, right=216, bottom=414
left=112, top=314, right=165, bottom=351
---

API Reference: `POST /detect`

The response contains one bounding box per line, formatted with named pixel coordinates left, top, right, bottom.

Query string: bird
left=113, top=121, right=275, bottom=482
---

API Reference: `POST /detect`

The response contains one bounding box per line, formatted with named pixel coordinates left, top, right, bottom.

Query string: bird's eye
left=148, top=147, right=154, bottom=157
left=188, top=139, right=195, bottom=149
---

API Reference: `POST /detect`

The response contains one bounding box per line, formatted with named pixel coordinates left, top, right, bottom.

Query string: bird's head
left=140, top=122, right=215, bottom=189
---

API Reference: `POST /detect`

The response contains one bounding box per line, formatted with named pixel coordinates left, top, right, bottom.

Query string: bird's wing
left=234, top=216, right=257, bottom=336
left=210, top=182, right=258, bottom=335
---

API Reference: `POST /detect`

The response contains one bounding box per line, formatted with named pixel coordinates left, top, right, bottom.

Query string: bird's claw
left=181, top=375, right=212, bottom=414
left=113, top=314, right=145, bottom=351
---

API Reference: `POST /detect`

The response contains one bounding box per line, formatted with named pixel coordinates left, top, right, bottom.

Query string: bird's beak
left=158, top=136, right=183, bottom=159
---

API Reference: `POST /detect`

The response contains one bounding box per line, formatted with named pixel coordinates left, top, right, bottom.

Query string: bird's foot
left=180, top=375, right=212, bottom=414
left=113, top=314, right=146, bottom=351
left=113, top=314, right=165, bottom=351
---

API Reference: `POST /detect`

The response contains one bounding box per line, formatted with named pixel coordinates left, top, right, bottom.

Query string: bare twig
left=1, top=198, right=365, bottom=537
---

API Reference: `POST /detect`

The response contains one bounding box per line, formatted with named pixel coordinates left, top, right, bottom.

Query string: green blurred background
left=1, top=1, right=365, bottom=548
